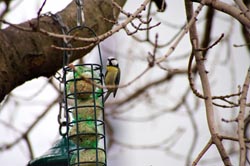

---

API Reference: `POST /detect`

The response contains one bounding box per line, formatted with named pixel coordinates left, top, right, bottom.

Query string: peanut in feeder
left=68, top=80, right=92, bottom=99
left=69, top=121, right=100, bottom=148
left=66, top=66, right=101, bottom=100
left=71, top=98, right=103, bottom=121
left=70, top=149, right=106, bottom=166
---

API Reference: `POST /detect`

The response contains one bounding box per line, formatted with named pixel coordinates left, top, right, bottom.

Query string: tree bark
left=0, top=0, right=126, bottom=102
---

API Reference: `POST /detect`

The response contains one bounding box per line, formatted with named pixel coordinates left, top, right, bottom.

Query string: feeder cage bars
left=62, top=5, right=107, bottom=165
left=62, top=1, right=107, bottom=164
left=63, top=62, right=107, bottom=166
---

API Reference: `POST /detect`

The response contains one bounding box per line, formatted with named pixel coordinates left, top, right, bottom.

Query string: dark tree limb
left=0, top=0, right=126, bottom=102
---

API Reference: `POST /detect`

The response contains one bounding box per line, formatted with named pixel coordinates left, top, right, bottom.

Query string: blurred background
left=0, top=0, right=249, bottom=165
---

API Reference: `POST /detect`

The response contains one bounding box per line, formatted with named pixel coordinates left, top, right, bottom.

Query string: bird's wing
left=113, top=67, right=121, bottom=97
left=104, top=91, right=111, bottom=102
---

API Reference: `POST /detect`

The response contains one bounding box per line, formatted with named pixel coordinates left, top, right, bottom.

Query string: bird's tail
left=104, top=91, right=111, bottom=102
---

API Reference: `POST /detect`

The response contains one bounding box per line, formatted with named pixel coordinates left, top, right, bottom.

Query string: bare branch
left=155, top=1, right=205, bottom=64
left=113, top=128, right=185, bottom=150
left=185, top=0, right=232, bottom=165
left=237, top=67, right=250, bottom=165
left=193, top=0, right=250, bottom=28
left=188, top=52, right=207, bottom=99
left=192, top=138, right=213, bottom=166
left=196, top=33, right=224, bottom=51
left=234, top=0, right=250, bottom=21
left=0, top=97, right=59, bottom=152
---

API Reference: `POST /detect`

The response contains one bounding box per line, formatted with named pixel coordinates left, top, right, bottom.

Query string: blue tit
left=104, top=56, right=120, bottom=102
left=152, top=0, right=167, bottom=12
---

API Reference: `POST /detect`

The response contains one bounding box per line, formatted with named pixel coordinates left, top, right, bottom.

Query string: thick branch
left=237, top=67, right=250, bottom=166
left=193, top=0, right=250, bottom=28
left=0, top=0, right=126, bottom=102
left=184, top=0, right=232, bottom=165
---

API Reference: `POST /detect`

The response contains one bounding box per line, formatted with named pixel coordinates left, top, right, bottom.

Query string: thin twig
left=68, top=63, right=151, bottom=90
left=0, top=97, right=59, bottom=151
left=113, top=128, right=185, bottom=150
left=155, top=1, right=205, bottom=64
left=196, top=33, right=224, bottom=51
left=106, top=68, right=188, bottom=114
left=36, top=0, right=47, bottom=30
left=213, top=101, right=238, bottom=108
left=188, top=52, right=207, bottom=99
left=184, top=102, right=199, bottom=166
left=221, top=135, right=250, bottom=143
left=1, top=0, right=152, bottom=51
left=192, top=138, right=213, bottom=166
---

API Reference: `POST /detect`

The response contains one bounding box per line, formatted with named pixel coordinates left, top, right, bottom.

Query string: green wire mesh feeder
left=64, top=62, right=106, bottom=166
left=28, top=41, right=107, bottom=166
left=62, top=23, right=108, bottom=165
left=28, top=0, right=107, bottom=165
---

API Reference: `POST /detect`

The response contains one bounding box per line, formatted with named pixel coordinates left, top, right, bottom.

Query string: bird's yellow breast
left=105, top=66, right=119, bottom=86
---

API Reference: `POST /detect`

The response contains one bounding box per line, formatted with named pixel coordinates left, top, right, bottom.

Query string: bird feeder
left=28, top=0, right=107, bottom=165
left=64, top=63, right=107, bottom=166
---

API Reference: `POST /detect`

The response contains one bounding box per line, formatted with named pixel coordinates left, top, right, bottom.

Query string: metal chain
left=43, top=0, right=85, bottom=137
left=49, top=12, right=72, bottom=48
left=51, top=12, right=69, bottom=34
left=41, top=12, right=71, bottom=136
left=53, top=0, right=85, bottom=136
left=53, top=71, right=63, bottom=83
left=58, top=97, right=68, bottom=136
left=41, top=12, right=68, bottom=34
left=54, top=71, right=68, bottom=136
left=75, top=0, right=85, bottom=26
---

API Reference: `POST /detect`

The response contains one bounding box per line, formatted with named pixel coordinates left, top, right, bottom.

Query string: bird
left=152, top=0, right=167, bottom=12
left=104, top=56, right=120, bottom=102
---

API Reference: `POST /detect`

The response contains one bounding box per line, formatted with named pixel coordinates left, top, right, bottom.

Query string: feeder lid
left=28, top=137, right=76, bottom=166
